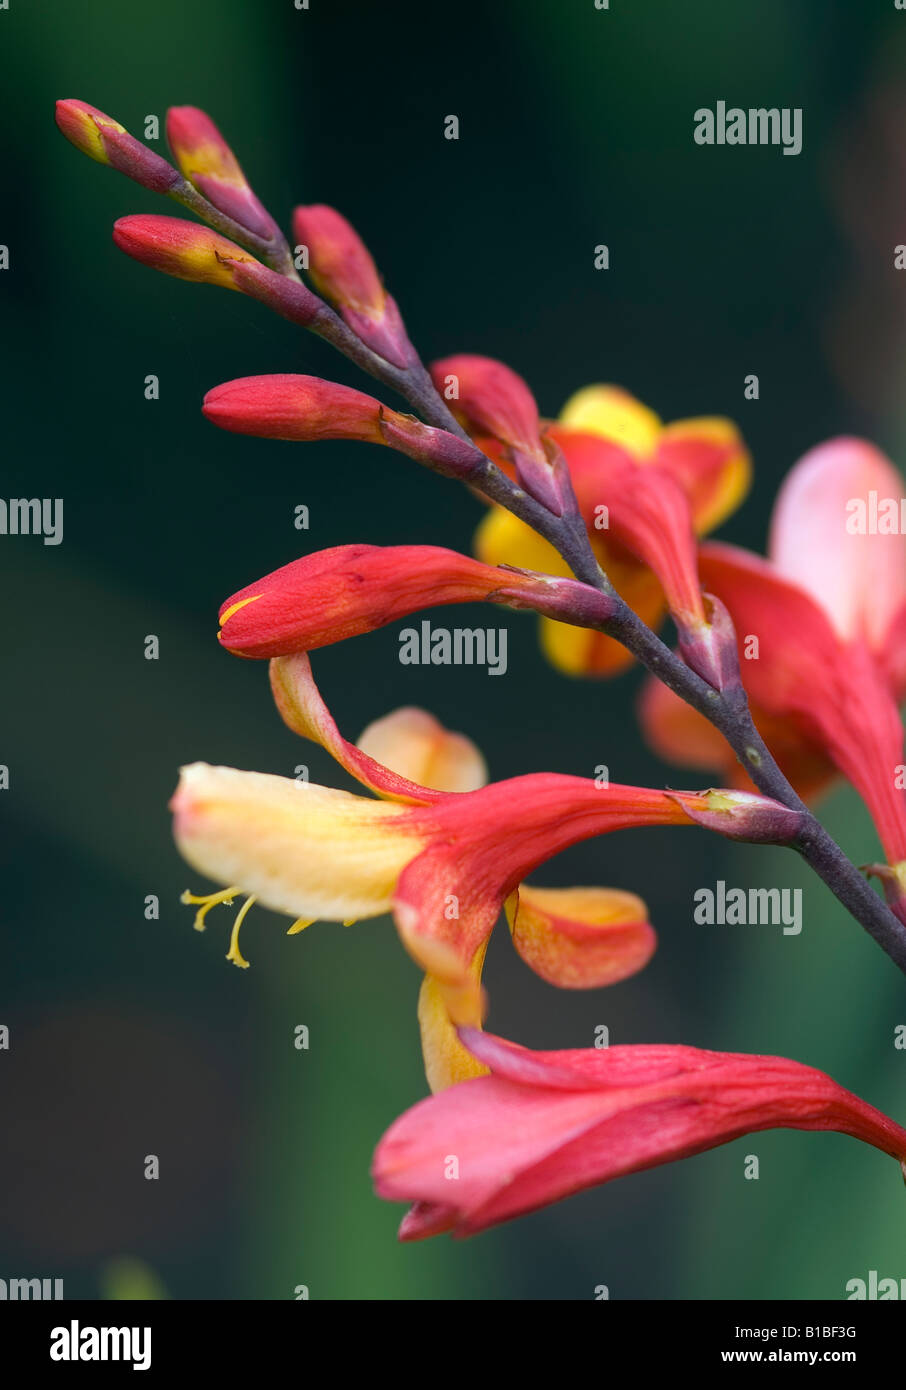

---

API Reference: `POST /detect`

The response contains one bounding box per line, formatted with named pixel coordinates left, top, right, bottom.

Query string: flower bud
left=112, top=216, right=324, bottom=323
left=292, top=205, right=412, bottom=368
left=430, top=354, right=568, bottom=514
left=55, top=99, right=181, bottom=194
left=202, top=373, right=484, bottom=478
left=669, top=788, right=804, bottom=845
left=166, top=106, right=281, bottom=243
left=678, top=593, right=743, bottom=693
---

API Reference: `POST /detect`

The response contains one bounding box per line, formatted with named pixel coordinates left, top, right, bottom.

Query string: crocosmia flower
left=373, top=1028, right=906, bottom=1238
left=430, top=358, right=750, bottom=679
left=170, top=654, right=794, bottom=1086
left=640, top=438, right=906, bottom=913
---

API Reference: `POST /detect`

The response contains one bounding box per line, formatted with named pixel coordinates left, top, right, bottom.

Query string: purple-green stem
left=376, top=356, right=906, bottom=975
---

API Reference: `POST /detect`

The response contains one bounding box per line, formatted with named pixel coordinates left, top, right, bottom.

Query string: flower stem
left=396, top=364, right=906, bottom=975
left=265, top=259, right=906, bottom=975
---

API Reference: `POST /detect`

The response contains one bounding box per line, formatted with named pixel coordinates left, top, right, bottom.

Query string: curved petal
left=393, top=843, right=502, bottom=1017
left=550, top=426, right=706, bottom=627
left=357, top=707, right=488, bottom=794
left=769, top=437, right=906, bottom=649
left=417, top=948, right=490, bottom=1094
left=655, top=417, right=751, bottom=534
left=698, top=541, right=841, bottom=712
left=506, top=885, right=655, bottom=988
left=269, top=653, right=443, bottom=804
left=393, top=776, right=701, bottom=1002
left=171, top=763, right=425, bottom=921
left=558, top=384, right=662, bottom=457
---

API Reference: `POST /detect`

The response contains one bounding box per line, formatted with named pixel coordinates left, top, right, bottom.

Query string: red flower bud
left=55, top=99, right=180, bottom=195
left=292, top=205, right=411, bottom=368
left=166, top=106, right=280, bottom=243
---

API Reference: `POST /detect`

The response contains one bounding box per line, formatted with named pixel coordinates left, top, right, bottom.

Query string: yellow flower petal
left=506, top=884, right=655, bottom=987
left=357, top=707, right=488, bottom=793
left=417, top=947, right=490, bottom=1093
left=539, top=615, right=635, bottom=676
left=558, top=385, right=662, bottom=458
left=473, top=506, right=570, bottom=576
left=172, top=763, right=426, bottom=922
left=657, top=416, right=751, bottom=534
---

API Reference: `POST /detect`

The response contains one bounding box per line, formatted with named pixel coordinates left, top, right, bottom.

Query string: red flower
left=373, top=1029, right=906, bottom=1238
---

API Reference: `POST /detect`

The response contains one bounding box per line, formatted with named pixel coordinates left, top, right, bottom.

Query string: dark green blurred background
left=2, top=0, right=905, bottom=1299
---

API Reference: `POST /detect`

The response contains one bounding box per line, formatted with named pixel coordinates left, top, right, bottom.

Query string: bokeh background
left=2, top=0, right=905, bottom=1299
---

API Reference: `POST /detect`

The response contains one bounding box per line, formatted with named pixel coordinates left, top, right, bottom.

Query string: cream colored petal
left=357, top=707, right=488, bottom=793
left=172, top=763, right=426, bottom=922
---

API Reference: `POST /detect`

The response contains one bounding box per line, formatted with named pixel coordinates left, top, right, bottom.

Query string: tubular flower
left=373, top=1029, right=906, bottom=1239
left=170, top=654, right=796, bottom=1080
left=216, top=542, right=619, bottom=659
left=438, top=361, right=749, bottom=680
left=639, top=438, right=906, bottom=912
left=292, top=205, right=412, bottom=368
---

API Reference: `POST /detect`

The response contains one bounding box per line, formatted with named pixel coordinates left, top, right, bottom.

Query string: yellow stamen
left=342, top=918, right=357, bottom=927
left=181, top=885, right=241, bottom=932
left=287, top=917, right=315, bottom=935
left=226, top=895, right=256, bottom=969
